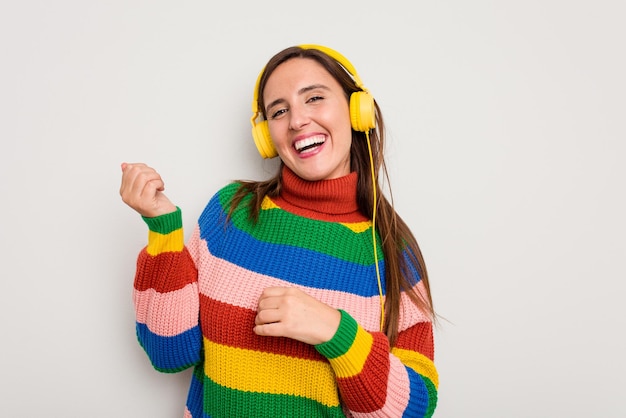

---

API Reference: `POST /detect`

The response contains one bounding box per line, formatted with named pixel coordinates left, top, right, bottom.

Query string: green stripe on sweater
left=142, top=207, right=182, bottom=234
left=315, top=310, right=358, bottom=359
left=203, top=376, right=346, bottom=417
left=219, top=185, right=383, bottom=264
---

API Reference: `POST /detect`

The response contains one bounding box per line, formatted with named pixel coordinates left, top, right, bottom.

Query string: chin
left=286, top=159, right=349, bottom=182
left=297, top=172, right=327, bottom=182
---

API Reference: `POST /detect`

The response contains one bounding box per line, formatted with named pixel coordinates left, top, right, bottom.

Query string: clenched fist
left=254, top=287, right=341, bottom=345
left=119, top=163, right=177, bottom=218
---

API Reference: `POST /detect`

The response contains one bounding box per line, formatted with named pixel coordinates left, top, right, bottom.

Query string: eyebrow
left=265, top=84, right=331, bottom=114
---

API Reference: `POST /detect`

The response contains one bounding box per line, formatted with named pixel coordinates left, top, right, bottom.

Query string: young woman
left=120, top=45, right=438, bottom=417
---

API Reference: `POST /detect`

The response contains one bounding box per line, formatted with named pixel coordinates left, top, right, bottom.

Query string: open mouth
left=294, top=135, right=326, bottom=154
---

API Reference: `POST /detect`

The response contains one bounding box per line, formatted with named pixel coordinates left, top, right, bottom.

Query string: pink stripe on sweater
left=398, top=281, right=432, bottom=331
left=192, top=236, right=429, bottom=333
left=133, top=283, right=199, bottom=337
left=351, top=355, right=411, bottom=417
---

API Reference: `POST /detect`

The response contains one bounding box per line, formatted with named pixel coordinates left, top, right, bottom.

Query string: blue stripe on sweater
left=186, top=367, right=205, bottom=417
left=201, top=218, right=385, bottom=297
left=403, top=367, right=430, bottom=418
left=136, top=323, right=202, bottom=372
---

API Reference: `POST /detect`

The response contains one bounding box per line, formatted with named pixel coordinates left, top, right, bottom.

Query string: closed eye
left=270, top=108, right=288, bottom=119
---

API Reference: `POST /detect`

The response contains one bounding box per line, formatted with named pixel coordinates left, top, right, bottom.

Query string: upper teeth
left=294, top=135, right=326, bottom=151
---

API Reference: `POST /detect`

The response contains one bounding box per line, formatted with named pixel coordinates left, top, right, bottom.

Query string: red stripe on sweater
left=199, top=294, right=324, bottom=362
left=134, top=248, right=198, bottom=293
left=395, top=322, right=435, bottom=361
left=336, top=331, right=390, bottom=412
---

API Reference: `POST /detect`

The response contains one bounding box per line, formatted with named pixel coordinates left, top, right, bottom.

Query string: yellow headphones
left=250, top=44, right=377, bottom=159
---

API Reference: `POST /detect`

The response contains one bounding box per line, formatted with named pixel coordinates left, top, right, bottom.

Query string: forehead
left=263, top=57, right=340, bottom=98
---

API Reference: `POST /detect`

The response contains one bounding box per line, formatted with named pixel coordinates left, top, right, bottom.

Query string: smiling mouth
left=294, top=135, right=326, bottom=153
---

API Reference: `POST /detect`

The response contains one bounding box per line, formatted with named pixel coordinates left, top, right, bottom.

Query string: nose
left=288, top=103, right=310, bottom=131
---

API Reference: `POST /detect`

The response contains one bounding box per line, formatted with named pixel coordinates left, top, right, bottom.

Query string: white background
left=1, top=1, right=624, bottom=417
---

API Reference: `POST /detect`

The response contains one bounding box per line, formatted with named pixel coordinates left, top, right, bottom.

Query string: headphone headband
left=298, top=44, right=367, bottom=91
left=252, top=44, right=367, bottom=114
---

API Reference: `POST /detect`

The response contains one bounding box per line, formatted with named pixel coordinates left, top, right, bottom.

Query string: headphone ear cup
left=349, top=91, right=376, bottom=132
left=252, top=120, right=278, bottom=159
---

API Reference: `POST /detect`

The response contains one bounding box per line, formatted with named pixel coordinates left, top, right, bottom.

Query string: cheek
left=338, top=123, right=354, bottom=149
left=330, top=107, right=353, bottom=141
left=268, top=121, right=288, bottom=147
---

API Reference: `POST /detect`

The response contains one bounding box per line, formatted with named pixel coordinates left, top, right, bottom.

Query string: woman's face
left=263, top=57, right=353, bottom=181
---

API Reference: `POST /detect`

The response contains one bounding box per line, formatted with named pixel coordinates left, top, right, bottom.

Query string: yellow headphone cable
left=366, top=131, right=385, bottom=332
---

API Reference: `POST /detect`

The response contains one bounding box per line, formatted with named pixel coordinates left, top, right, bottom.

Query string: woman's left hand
left=254, top=287, right=341, bottom=345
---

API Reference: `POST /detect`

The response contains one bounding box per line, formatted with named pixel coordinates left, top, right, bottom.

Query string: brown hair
left=230, top=46, right=434, bottom=345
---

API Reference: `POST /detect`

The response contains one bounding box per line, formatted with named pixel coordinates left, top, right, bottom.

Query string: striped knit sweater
left=133, top=166, right=438, bottom=417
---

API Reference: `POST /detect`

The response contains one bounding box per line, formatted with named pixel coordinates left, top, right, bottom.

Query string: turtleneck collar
left=271, top=166, right=369, bottom=223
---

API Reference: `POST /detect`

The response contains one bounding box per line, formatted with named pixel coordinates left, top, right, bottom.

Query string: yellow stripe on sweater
left=147, top=229, right=184, bottom=256
left=340, top=221, right=372, bottom=233
left=391, top=347, right=439, bottom=388
left=328, top=326, right=373, bottom=378
left=203, top=339, right=340, bottom=407
left=261, top=197, right=279, bottom=210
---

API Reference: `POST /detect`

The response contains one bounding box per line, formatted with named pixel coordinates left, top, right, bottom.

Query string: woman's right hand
left=119, top=163, right=178, bottom=218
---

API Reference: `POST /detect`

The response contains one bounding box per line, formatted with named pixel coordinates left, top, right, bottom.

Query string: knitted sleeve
left=132, top=208, right=202, bottom=373
left=315, top=310, right=438, bottom=417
